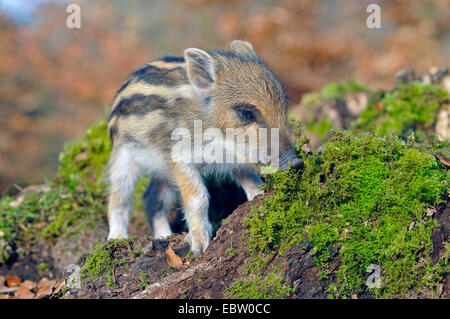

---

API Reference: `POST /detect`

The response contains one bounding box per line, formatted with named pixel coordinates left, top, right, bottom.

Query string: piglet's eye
left=237, top=109, right=254, bottom=122
left=235, top=104, right=257, bottom=123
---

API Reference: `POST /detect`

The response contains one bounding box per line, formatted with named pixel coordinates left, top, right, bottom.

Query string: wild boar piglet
left=107, top=40, right=303, bottom=256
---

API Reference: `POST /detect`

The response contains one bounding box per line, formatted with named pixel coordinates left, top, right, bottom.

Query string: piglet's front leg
left=233, top=169, right=264, bottom=201
left=170, top=161, right=212, bottom=257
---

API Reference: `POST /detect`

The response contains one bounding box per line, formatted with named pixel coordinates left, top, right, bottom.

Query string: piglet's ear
left=230, top=40, right=258, bottom=58
left=184, top=48, right=216, bottom=96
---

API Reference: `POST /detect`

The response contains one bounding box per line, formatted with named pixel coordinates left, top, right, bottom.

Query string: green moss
left=302, top=80, right=447, bottom=148
left=105, top=275, right=119, bottom=289
left=240, top=130, right=447, bottom=298
left=0, top=121, right=112, bottom=263
left=38, top=262, right=48, bottom=271
left=225, top=241, right=236, bottom=256
left=44, top=121, right=112, bottom=237
left=81, top=238, right=131, bottom=280
left=354, top=82, right=449, bottom=141
left=306, top=119, right=333, bottom=141
left=139, top=271, right=150, bottom=290
left=228, top=271, right=293, bottom=299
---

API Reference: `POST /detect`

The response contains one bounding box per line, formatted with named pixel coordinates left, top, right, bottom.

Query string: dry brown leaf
left=74, top=151, right=89, bottom=162
left=37, top=277, right=56, bottom=289
left=351, top=294, right=358, bottom=299
left=166, top=246, right=183, bottom=269
left=301, top=143, right=312, bottom=155
left=342, top=228, right=349, bottom=239
left=426, top=207, right=436, bottom=217
left=35, top=285, right=53, bottom=299
left=20, top=280, right=36, bottom=291
left=375, top=102, right=383, bottom=110
left=37, top=277, right=49, bottom=288
left=15, top=287, right=35, bottom=299
left=0, top=294, right=16, bottom=299
left=5, top=276, right=20, bottom=287
left=33, top=222, right=47, bottom=229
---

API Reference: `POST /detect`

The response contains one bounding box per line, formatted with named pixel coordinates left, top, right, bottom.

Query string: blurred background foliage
left=0, top=0, right=449, bottom=193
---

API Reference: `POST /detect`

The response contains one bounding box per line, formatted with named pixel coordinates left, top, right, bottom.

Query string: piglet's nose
left=290, top=157, right=304, bottom=170
left=280, top=156, right=304, bottom=172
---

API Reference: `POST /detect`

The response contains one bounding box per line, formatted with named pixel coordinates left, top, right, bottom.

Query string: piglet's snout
left=280, top=151, right=304, bottom=172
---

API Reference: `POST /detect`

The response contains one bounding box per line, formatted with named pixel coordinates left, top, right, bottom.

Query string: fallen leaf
left=50, top=280, right=66, bottom=298
left=74, top=151, right=89, bottom=162
left=20, top=280, right=36, bottom=291
left=351, top=294, right=358, bottom=299
left=302, top=144, right=312, bottom=155
left=33, top=222, right=47, bottom=229
left=409, top=221, right=415, bottom=230
left=0, top=276, right=5, bottom=289
left=0, top=294, right=16, bottom=299
left=35, top=285, right=53, bottom=299
left=14, top=287, right=34, bottom=299
left=37, top=277, right=56, bottom=289
left=166, top=247, right=183, bottom=269
left=5, top=276, right=21, bottom=287
left=342, top=228, right=349, bottom=239
left=37, top=277, right=49, bottom=288
left=426, top=207, right=436, bottom=217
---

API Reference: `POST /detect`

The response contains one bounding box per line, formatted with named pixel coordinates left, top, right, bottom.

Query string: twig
left=0, top=287, right=18, bottom=293
left=434, top=153, right=450, bottom=167
left=260, top=246, right=279, bottom=275
left=112, top=268, right=118, bottom=286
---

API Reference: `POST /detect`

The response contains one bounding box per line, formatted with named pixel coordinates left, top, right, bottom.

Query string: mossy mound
left=237, top=131, right=448, bottom=298
left=0, top=121, right=111, bottom=263
left=80, top=238, right=142, bottom=289
left=354, top=82, right=449, bottom=142
left=295, top=78, right=449, bottom=149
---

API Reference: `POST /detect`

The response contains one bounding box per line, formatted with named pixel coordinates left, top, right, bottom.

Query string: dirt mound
left=63, top=194, right=449, bottom=299
left=65, top=196, right=258, bottom=299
